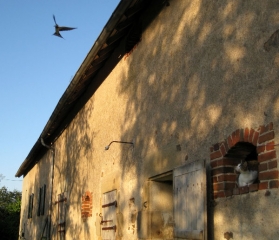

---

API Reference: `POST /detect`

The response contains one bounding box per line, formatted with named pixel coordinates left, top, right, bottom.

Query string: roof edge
left=15, top=0, right=133, bottom=178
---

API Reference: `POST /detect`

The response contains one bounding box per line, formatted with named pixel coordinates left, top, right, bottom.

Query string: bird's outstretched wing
left=53, top=14, right=58, bottom=26
left=59, top=26, right=77, bottom=31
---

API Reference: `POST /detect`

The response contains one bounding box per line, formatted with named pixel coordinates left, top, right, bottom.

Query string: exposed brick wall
left=210, top=122, right=279, bottom=199
left=81, top=191, right=93, bottom=221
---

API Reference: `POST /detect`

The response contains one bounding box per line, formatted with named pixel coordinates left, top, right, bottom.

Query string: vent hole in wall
left=225, top=142, right=258, bottom=172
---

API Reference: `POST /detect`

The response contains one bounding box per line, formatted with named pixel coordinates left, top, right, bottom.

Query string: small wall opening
left=226, top=141, right=259, bottom=174
left=210, top=123, right=279, bottom=199
left=225, top=142, right=257, bottom=160
left=226, top=142, right=259, bottom=193
left=148, top=172, right=174, bottom=239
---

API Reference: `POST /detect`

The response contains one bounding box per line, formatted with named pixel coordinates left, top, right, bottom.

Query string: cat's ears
left=240, top=160, right=248, bottom=167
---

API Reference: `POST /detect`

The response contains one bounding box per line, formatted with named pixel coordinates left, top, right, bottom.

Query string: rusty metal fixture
left=102, top=200, right=117, bottom=208
left=105, top=140, right=134, bottom=150
left=101, top=220, right=113, bottom=225
left=102, top=225, right=117, bottom=232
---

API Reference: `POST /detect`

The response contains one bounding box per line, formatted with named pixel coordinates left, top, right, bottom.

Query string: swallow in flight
left=53, top=15, right=76, bottom=38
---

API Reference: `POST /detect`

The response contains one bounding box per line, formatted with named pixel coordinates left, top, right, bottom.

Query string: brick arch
left=210, top=122, right=279, bottom=199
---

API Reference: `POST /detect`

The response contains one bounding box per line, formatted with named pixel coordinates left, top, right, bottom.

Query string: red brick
left=224, top=140, right=229, bottom=152
left=210, top=150, right=222, bottom=160
left=252, top=131, right=259, bottom=146
left=259, top=163, right=267, bottom=172
left=213, top=182, right=236, bottom=191
left=249, top=183, right=258, bottom=192
left=258, top=150, right=276, bottom=162
left=220, top=143, right=227, bottom=156
left=213, top=183, right=222, bottom=191
left=269, top=180, right=279, bottom=189
left=239, top=129, right=244, bottom=142
left=211, top=167, right=235, bottom=176
left=210, top=160, right=218, bottom=168
left=268, top=122, right=274, bottom=131
left=235, top=129, right=240, bottom=142
left=257, top=145, right=265, bottom=154
left=259, top=181, right=268, bottom=190
left=224, top=189, right=233, bottom=197
left=210, top=146, right=214, bottom=153
left=227, top=135, right=234, bottom=148
left=233, top=188, right=240, bottom=195
left=259, top=170, right=279, bottom=181
left=214, top=191, right=225, bottom=199
left=266, top=141, right=275, bottom=151
left=244, top=128, right=250, bottom=142
left=212, top=176, right=218, bottom=183
left=232, top=130, right=238, bottom=146
left=268, top=160, right=277, bottom=169
left=258, top=131, right=275, bottom=144
left=217, top=174, right=237, bottom=182
left=260, top=124, right=269, bottom=134
left=218, top=158, right=236, bottom=166
left=249, top=128, right=255, bottom=143
left=239, top=186, right=249, bottom=194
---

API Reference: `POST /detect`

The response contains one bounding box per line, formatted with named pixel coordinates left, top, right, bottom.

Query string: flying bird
left=52, top=15, right=76, bottom=38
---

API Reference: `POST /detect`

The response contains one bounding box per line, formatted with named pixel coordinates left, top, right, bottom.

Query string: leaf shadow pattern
left=114, top=0, right=279, bottom=239
left=20, top=0, right=279, bottom=239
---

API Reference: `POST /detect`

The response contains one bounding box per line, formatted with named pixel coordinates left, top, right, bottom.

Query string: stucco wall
left=20, top=151, right=53, bottom=239
left=20, top=0, right=279, bottom=239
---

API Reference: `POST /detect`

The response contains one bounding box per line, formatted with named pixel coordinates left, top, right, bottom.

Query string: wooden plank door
left=173, top=159, right=207, bottom=240
left=101, top=190, right=117, bottom=240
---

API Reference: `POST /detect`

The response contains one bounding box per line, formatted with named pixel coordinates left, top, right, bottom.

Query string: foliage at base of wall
left=0, top=186, right=21, bottom=240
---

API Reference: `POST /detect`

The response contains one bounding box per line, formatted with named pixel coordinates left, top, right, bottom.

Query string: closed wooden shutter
left=40, top=184, right=46, bottom=216
left=37, top=187, right=42, bottom=216
left=37, top=185, right=46, bottom=216
left=28, top=194, right=34, bottom=219
left=101, top=190, right=117, bottom=240
left=173, top=159, right=207, bottom=240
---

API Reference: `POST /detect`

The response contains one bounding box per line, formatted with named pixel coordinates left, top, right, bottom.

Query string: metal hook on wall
left=105, top=140, right=134, bottom=150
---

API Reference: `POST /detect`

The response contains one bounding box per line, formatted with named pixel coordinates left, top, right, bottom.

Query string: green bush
left=0, top=186, right=21, bottom=240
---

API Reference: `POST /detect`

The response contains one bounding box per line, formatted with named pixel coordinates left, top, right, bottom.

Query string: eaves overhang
left=15, top=0, right=167, bottom=178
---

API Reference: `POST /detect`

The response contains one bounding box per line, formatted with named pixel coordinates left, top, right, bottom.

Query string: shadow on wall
left=55, top=100, right=95, bottom=239
left=115, top=0, right=279, bottom=239
left=22, top=0, right=279, bottom=239
left=23, top=98, right=95, bottom=239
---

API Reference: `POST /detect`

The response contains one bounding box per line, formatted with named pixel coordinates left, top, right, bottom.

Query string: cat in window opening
left=235, top=160, right=258, bottom=187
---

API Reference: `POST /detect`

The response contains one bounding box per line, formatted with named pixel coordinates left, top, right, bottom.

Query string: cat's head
left=235, top=160, right=248, bottom=173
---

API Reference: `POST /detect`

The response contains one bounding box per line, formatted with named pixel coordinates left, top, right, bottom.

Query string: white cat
left=235, top=161, right=258, bottom=187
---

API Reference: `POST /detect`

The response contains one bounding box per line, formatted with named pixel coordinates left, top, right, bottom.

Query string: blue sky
left=0, top=0, right=120, bottom=191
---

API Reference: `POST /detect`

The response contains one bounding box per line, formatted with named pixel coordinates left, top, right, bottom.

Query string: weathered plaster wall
left=20, top=151, right=53, bottom=239
left=20, top=0, right=279, bottom=239
left=214, top=189, right=279, bottom=239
